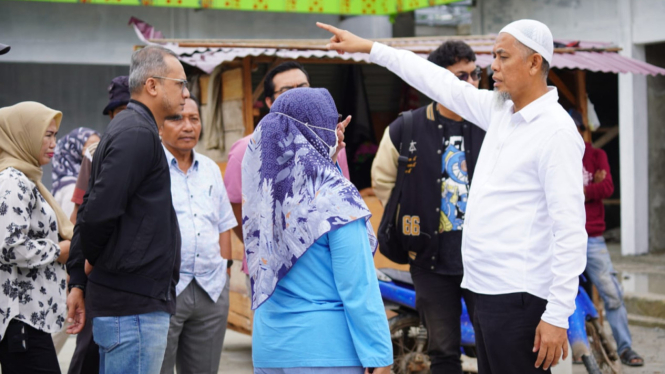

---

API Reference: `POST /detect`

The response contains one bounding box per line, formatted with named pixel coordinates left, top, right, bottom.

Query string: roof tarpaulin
left=157, top=36, right=665, bottom=76
left=20, top=0, right=464, bottom=14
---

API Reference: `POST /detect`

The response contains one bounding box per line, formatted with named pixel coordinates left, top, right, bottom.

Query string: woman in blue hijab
left=242, top=88, right=392, bottom=374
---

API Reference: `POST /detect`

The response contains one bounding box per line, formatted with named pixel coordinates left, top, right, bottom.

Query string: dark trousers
left=67, top=318, right=99, bottom=374
left=410, top=269, right=475, bottom=374
left=0, top=319, right=61, bottom=374
left=472, top=291, right=551, bottom=374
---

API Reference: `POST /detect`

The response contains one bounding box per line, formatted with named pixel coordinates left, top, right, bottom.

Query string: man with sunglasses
left=371, top=40, right=485, bottom=374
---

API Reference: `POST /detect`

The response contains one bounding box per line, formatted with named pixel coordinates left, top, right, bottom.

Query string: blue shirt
left=164, top=146, right=237, bottom=302
left=252, top=219, right=393, bottom=368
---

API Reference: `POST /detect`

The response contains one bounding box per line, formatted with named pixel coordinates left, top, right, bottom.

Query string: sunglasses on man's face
left=456, top=67, right=483, bottom=82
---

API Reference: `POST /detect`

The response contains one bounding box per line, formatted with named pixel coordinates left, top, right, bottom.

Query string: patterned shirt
left=164, top=147, right=237, bottom=302
left=0, top=168, right=66, bottom=340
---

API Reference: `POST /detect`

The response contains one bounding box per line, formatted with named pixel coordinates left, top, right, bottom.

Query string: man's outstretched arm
left=317, top=22, right=495, bottom=131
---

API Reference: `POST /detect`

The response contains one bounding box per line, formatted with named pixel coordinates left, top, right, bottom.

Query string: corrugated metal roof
left=159, top=35, right=665, bottom=76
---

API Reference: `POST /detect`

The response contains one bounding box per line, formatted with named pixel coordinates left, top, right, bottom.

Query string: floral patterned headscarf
left=51, top=127, right=98, bottom=196
left=242, top=88, right=377, bottom=309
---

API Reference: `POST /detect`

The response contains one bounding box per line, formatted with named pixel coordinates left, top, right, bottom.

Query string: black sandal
left=620, top=348, right=644, bottom=367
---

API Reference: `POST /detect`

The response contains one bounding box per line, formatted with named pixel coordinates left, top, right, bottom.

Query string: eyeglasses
left=456, top=67, right=483, bottom=82
left=274, top=82, right=310, bottom=96
left=151, top=76, right=189, bottom=93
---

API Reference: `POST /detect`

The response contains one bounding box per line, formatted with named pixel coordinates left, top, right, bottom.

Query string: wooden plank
left=221, top=68, right=244, bottom=101
left=548, top=70, right=576, bottom=105
left=592, top=126, right=619, bottom=149
left=229, top=289, right=252, bottom=312
left=227, top=310, right=252, bottom=335
left=575, top=70, right=592, bottom=142
left=363, top=196, right=410, bottom=271
left=198, top=75, right=210, bottom=105
left=252, top=59, right=284, bottom=104
left=242, top=57, right=254, bottom=136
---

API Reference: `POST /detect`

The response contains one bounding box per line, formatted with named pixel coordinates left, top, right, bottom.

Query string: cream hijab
left=0, top=102, right=74, bottom=240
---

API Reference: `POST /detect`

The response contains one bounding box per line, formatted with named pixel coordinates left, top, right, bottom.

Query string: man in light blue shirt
left=159, top=96, right=237, bottom=374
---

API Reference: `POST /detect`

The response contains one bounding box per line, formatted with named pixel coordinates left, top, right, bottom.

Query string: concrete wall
left=0, top=1, right=392, bottom=187
left=0, top=62, right=130, bottom=187
left=0, top=1, right=342, bottom=65
left=647, top=42, right=665, bottom=254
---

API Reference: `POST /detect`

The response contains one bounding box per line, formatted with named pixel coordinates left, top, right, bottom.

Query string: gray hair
left=514, top=40, right=550, bottom=80
left=128, top=45, right=180, bottom=94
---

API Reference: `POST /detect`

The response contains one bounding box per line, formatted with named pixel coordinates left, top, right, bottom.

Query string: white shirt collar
left=510, top=86, right=559, bottom=124
left=162, top=144, right=199, bottom=172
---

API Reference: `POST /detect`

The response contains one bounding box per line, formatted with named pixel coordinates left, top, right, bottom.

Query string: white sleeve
left=371, top=128, right=399, bottom=207
left=369, top=42, right=495, bottom=131
left=538, top=129, right=588, bottom=329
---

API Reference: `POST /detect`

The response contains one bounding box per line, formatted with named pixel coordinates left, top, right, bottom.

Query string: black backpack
left=377, top=111, right=413, bottom=265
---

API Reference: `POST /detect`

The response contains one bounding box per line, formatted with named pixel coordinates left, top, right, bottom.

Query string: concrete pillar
left=392, top=11, right=415, bottom=38
left=618, top=0, right=649, bottom=255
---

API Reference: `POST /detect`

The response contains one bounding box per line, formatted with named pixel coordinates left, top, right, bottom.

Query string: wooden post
left=575, top=70, right=592, bottom=143
left=242, top=57, right=254, bottom=136
left=480, top=67, right=490, bottom=90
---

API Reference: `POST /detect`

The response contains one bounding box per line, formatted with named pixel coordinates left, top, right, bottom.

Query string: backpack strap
left=394, top=110, right=414, bottom=197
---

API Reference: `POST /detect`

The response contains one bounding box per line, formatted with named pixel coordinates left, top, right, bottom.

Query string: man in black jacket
left=66, top=45, right=188, bottom=373
left=371, top=41, right=485, bottom=374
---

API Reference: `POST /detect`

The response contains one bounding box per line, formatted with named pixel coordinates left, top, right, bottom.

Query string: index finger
left=317, top=22, right=342, bottom=36
left=341, top=115, right=352, bottom=128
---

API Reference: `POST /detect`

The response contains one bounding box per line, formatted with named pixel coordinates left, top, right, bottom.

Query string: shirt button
left=197, top=233, right=200, bottom=236
left=196, top=254, right=199, bottom=257
left=436, top=178, right=441, bottom=183
left=430, top=266, right=435, bottom=270
left=438, top=125, right=443, bottom=129
left=194, top=214, right=197, bottom=217
left=435, top=207, right=440, bottom=212
left=463, top=125, right=468, bottom=129
left=431, top=256, right=436, bottom=260
left=437, top=150, right=442, bottom=155
left=190, top=195, right=193, bottom=198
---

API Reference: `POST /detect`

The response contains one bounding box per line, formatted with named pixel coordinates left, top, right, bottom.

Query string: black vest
left=387, top=103, right=485, bottom=272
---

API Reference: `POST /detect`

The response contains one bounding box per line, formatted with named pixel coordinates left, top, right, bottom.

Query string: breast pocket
left=196, top=184, right=218, bottom=222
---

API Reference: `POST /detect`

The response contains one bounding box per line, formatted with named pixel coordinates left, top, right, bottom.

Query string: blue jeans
left=585, top=237, right=632, bottom=353
left=93, top=312, right=171, bottom=374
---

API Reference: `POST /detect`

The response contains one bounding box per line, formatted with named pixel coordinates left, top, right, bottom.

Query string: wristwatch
left=226, top=260, right=234, bottom=268
left=68, top=284, right=85, bottom=293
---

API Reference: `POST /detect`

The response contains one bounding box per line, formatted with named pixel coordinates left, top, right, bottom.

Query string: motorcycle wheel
left=585, top=321, right=623, bottom=374
left=389, top=314, right=428, bottom=374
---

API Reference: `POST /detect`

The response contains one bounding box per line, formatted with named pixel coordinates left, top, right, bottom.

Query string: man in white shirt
left=317, top=19, right=587, bottom=373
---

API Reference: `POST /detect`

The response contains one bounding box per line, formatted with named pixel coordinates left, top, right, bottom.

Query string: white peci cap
left=499, top=19, right=554, bottom=64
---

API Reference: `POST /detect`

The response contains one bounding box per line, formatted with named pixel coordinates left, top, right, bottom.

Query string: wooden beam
left=575, top=70, right=592, bottom=142
left=548, top=70, right=576, bottom=105
left=242, top=57, right=254, bottom=136
left=593, top=126, right=619, bottom=149
left=251, top=59, right=284, bottom=104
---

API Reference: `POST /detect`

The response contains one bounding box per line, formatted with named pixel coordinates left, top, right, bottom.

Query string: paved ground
left=54, top=244, right=665, bottom=373
left=56, top=325, right=665, bottom=373
left=57, top=330, right=255, bottom=373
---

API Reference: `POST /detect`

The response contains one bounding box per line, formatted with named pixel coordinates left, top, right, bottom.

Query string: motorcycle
left=377, top=268, right=622, bottom=374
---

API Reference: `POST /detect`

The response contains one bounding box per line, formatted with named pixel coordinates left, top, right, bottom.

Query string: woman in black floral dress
left=0, top=101, right=74, bottom=373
